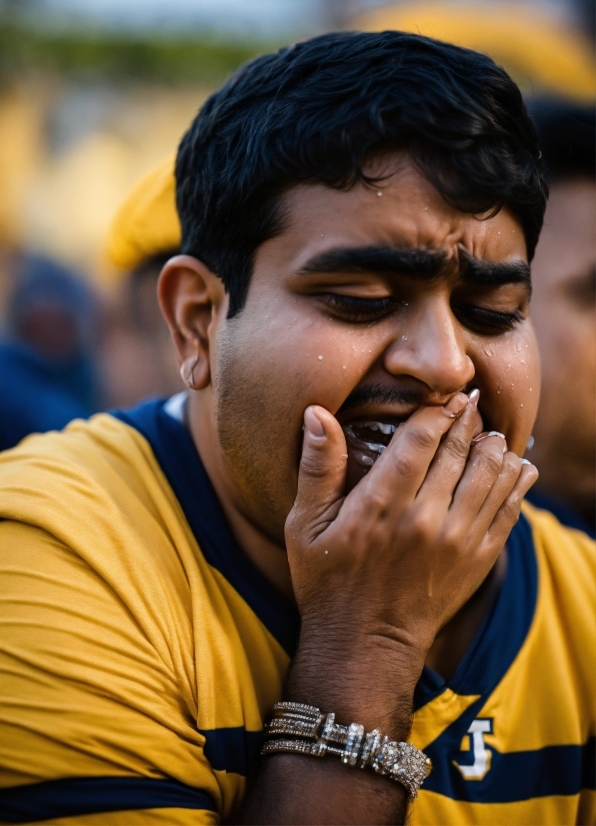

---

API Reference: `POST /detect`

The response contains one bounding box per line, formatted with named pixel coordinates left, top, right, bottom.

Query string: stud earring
left=180, top=355, right=200, bottom=390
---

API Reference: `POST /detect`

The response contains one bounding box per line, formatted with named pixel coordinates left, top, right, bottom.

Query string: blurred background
left=0, top=0, right=593, bottom=414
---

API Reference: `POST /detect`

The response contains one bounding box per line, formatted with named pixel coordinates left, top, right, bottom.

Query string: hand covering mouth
left=339, top=400, right=484, bottom=491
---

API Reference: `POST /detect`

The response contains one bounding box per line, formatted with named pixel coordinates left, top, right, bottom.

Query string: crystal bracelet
left=261, top=702, right=430, bottom=798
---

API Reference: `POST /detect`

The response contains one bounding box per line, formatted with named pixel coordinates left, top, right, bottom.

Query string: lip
left=340, top=399, right=485, bottom=489
left=336, top=404, right=419, bottom=431
left=343, top=418, right=405, bottom=455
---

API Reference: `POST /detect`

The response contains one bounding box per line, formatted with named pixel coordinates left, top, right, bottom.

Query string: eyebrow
left=460, top=250, right=531, bottom=290
left=298, top=244, right=531, bottom=291
left=298, top=246, right=446, bottom=280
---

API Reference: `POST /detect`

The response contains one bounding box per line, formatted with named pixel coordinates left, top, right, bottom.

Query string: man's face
left=211, top=159, right=539, bottom=543
left=529, top=178, right=595, bottom=519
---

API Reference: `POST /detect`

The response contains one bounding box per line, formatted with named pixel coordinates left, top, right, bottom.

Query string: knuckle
left=299, top=450, right=329, bottom=479
left=445, top=432, right=471, bottom=459
left=407, top=508, right=436, bottom=542
left=393, top=452, right=417, bottom=479
left=502, top=453, right=522, bottom=480
left=407, top=425, right=437, bottom=451
left=361, top=487, right=390, bottom=519
left=478, top=448, right=504, bottom=475
left=441, top=525, right=463, bottom=553
left=501, top=495, right=522, bottom=523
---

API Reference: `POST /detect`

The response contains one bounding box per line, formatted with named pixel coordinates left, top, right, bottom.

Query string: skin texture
left=529, top=179, right=595, bottom=527
left=159, top=158, right=540, bottom=824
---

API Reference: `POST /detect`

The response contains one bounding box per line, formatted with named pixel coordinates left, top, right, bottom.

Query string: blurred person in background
left=101, top=157, right=182, bottom=406
left=525, top=100, right=595, bottom=537
left=0, top=254, right=102, bottom=450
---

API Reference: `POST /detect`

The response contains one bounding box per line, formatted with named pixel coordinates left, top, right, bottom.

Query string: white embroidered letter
left=453, top=719, right=493, bottom=780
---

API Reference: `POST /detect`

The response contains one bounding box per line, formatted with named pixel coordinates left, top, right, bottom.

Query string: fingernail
left=444, top=392, right=467, bottom=417
left=520, top=458, right=532, bottom=465
left=304, top=407, right=325, bottom=437
left=468, top=388, right=480, bottom=406
left=485, top=430, right=508, bottom=454
left=472, top=430, right=507, bottom=452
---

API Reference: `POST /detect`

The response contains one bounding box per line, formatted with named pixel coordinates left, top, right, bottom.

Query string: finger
left=417, top=390, right=482, bottom=506
left=448, top=432, right=508, bottom=524
left=464, top=450, right=522, bottom=547
left=286, top=405, right=348, bottom=545
left=483, top=460, right=539, bottom=548
left=353, top=391, right=469, bottom=510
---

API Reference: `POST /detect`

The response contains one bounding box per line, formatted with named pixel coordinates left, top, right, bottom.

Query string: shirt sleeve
left=0, top=519, right=221, bottom=825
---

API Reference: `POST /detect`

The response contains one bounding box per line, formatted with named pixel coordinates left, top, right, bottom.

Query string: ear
left=157, top=255, right=227, bottom=390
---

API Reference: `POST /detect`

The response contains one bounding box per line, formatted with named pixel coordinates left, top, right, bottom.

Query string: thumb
left=287, top=405, right=347, bottom=544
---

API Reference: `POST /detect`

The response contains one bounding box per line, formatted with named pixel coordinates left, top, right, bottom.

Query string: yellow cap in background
left=355, top=1, right=596, bottom=102
left=106, top=154, right=180, bottom=271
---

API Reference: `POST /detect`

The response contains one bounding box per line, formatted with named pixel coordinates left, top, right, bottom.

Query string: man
left=526, top=99, right=595, bottom=536
left=0, top=32, right=593, bottom=825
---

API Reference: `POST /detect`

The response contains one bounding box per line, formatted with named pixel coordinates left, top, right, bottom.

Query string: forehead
left=266, top=159, right=527, bottom=272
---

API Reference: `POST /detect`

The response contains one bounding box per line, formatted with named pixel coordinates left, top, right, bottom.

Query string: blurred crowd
left=0, top=0, right=594, bottom=534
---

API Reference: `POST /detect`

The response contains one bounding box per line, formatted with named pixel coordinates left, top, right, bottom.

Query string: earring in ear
left=180, top=355, right=200, bottom=391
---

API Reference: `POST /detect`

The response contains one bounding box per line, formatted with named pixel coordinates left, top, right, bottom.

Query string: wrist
left=286, top=628, right=426, bottom=740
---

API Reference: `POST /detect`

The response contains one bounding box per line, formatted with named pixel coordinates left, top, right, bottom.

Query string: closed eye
left=320, top=294, right=399, bottom=322
left=453, top=304, right=524, bottom=333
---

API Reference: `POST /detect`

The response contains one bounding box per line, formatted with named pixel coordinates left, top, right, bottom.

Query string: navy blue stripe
left=415, top=511, right=538, bottom=709
left=200, top=727, right=263, bottom=776
left=112, top=400, right=300, bottom=656
left=583, top=735, right=596, bottom=790
left=0, top=777, right=216, bottom=823
left=423, top=734, right=595, bottom=802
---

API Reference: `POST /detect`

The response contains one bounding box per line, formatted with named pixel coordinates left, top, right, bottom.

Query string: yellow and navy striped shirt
left=0, top=397, right=593, bottom=824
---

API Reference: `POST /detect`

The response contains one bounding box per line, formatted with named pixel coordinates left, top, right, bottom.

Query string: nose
left=383, top=296, right=475, bottom=395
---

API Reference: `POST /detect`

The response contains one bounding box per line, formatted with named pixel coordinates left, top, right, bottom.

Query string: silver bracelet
left=262, top=702, right=429, bottom=798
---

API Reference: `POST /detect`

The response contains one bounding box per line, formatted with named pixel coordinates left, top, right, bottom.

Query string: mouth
left=339, top=399, right=485, bottom=490
left=343, top=418, right=406, bottom=465
left=339, top=409, right=415, bottom=490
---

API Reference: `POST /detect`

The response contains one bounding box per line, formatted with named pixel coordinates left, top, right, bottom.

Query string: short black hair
left=528, top=98, right=595, bottom=182
left=176, top=30, right=547, bottom=317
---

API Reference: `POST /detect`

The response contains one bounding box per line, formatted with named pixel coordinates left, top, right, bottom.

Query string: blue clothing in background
left=526, top=488, right=595, bottom=540
left=0, top=342, right=93, bottom=452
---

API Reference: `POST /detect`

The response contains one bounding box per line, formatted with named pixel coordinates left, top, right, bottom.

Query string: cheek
left=227, top=309, right=375, bottom=413
left=213, top=309, right=377, bottom=488
left=474, top=328, right=540, bottom=455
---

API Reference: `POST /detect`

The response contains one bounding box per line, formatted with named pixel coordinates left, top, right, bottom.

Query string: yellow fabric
left=410, top=503, right=595, bottom=825
left=0, top=414, right=289, bottom=824
left=106, top=155, right=179, bottom=270
left=414, top=790, right=594, bottom=826
left=356, top=1, right=596, bottom=102
left=0, top=411, right=593, bottom=824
